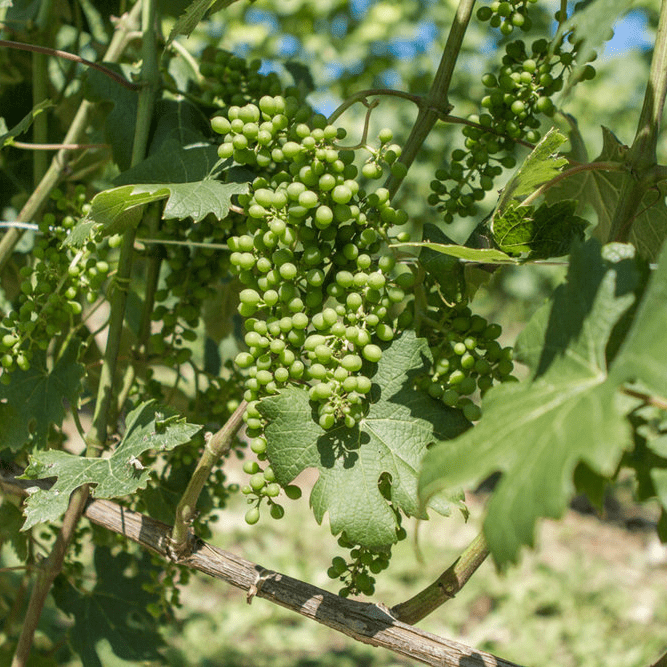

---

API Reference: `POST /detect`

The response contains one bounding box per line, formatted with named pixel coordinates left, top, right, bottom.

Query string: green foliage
left=419, top=240, right=643, bottom=566
left=259, top=331, right=469, bottom=548
left=20, top=401, right=201, bottom=529
left=492, top=200, right=587, bottom=258
left=1, top=0, right=667, bottom=664
left=0, top=340, right=84, bottom=451
left=52, top=548, right=166, bottom=666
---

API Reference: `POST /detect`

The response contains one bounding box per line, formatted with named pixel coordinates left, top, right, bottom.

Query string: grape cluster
left=199, top=48, right=283, bottom=108
left=146, top=214, right=235, bottom=370
left=240, top=456, right=302, bottom=525
left=328, top=534, right=393, bottom=597
left=476, top=0, right=539, bottom=35
left=429, top=33, right=592, bottom=224
left=415, top=305, right=515, bottom=422
left=212, top=96, right=411, bottom=437
left=0, top=186, right=109, bottom=383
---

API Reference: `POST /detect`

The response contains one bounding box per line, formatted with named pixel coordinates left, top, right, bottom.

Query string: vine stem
left=170, top=401, right=248, bottom=557
left=10, top=3, right=155, bottom=664
left=0, top=3, right=143, bottom=273
left=327, top=88, right=423, bottom=125
left=519, top=161, right=626, bottom=207
left=391, top=531, right=490, bottom=624
left=0, top=39, right=142, bottom=90
left=0, top=468, right=523, bottom=667
left=608, top=0, right=667, bottom=242
left=385, top=0, right=476, bottom=199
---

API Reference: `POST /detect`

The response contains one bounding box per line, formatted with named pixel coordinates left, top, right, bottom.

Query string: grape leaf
left=0, top=502, right=28, bottom=560
left=20, top=401, right=201, bottom=529
left=391, top=241, right=517, bottom=264
left=65, top=173, right=250, bottom=246
left=609, top=239, right=667, bottom=399
left=83, top=66, right=139, bottom=171
left=492, top=200, right=587, bottom=259
left=52, top=547, right=164, bottom=667
left=0, top=340, right=84, bottom=452
left=258, top=331, right=470, bottom=549
left=546, top=127, right=667, bottom=261
left=167, top=0, right=241, bottom=42
left=419, top=240, right=639, bottom=566
left=0, top=99, right=54, bottom=148
left=558, top=0, right=634, bottom=88
left=418, top=223, right=465, bottom=303
left=496, top=127, right=568, bottom=213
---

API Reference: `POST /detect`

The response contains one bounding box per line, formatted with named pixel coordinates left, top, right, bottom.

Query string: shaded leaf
left=546, top=127, right=667, bottom=261
left=419, top=223, right=465, bottom=303
left=492, top=200, right=587, bottom=259
left=419, top=240, right=639, bottom=566
left=259, top=332, right=469, bottom=549
left=168, top=0, right=240, bottom=42
left=496, top=127, right=568, bottom=213
left=609, top=240, right=667, bottom=399
left=52, top=548, right=164, bottom=667
left=20, top=401, right=201, bottom=529
left=83, top=66, right=139, bottom=171
left=0, top=340, right=84, bottom=451
left=0, top=99, right=54, bottom=148
left=392, top=241, right=517, bottom=264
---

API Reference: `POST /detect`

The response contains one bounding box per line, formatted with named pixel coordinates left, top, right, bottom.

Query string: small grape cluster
left=199, top=48, right=283, bottom=108
left=476, top=0, right=539, bottom=35
left=415, top=305, right=515, bottom=422
left=212, top=96, right=411, bottom=437
left=146, top=214, right=235, bottom=370
left=429, top=34, right=591, bottom=224
left=0, top=186, right=109, bottom=382
left=360, top=127, right=408, bottom=182
left=328, top=533, right=394, bottom=597
left=240, top=456, right=302, bottom=525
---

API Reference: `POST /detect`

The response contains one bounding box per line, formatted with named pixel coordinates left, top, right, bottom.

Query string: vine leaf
left=547, top=127, right=667, bottom=261
left=84, top=66, right=138, bottom=171
left=496, top=127, right=568, bottom=214
left=0, top=99, right=54, bottom=148
left=52, top=547, right=165, bottom=667
left=0, top=340, right=84, bottom=452
left=558, top=0, right=634, bottom=87
left=391, top=241, right=517, bottom=264
left=20, top=401, right=201, bottom=530
left=65, top=168, right=250, bottom=246
left=419, top=240, right=640, bottom=567
left=492, top=200, right=587, bottom=259
left=168, top=0, right=241, bottom=43
left=258, top=331, right=470, bottom=549
left=609, top=240, right=667, bottom=399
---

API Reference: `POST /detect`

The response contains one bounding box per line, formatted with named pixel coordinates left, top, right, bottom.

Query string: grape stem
left=0, top=39, right=142, bottom=90
left=327, top=88, right=422, bottom=125
left=10, top=2, right=157, bottom=664
left=0, top=3, right=142, bottom=272
left=390, top=531, right=490, bottom=624
left=440, top=113, right=536, bottom=151
left=385, top=0, right=476, bottom=199
left=608, top=0, right=667, bottom=242
left=9, top=141, right=109, bottom=150
left=170, top=401, right=248, bottom=558
left=621, top=385, right=667, bottom=412
left=333, top=98, right=379, bottom=150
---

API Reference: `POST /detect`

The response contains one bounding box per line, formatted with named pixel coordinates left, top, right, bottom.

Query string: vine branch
left=170, top=401, right=248, bottom=557
left=391, top=531, right=490, bottom=624
left=0, top=468, right=522, bottom=667
left=0, top=39, right=142, bottom=90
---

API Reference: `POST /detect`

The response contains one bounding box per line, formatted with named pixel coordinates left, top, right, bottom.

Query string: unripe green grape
left=362, top=344, right=382, bottom=363
left=245, top=507, right=261, bottom=525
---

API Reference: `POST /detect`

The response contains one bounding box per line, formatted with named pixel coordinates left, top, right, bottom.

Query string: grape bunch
left=476, top=0, right=539, bottom=35
left=212, top=96, right=411, bottom=437
left=429, top=32, right=593, bottom=224
left=0, top=186, right=109, bottom=383
left=415, top=304, right=515, bottom=422
left=146, top=214, right=236, bottom=371
left=198, top=48, right=283, bottom=108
